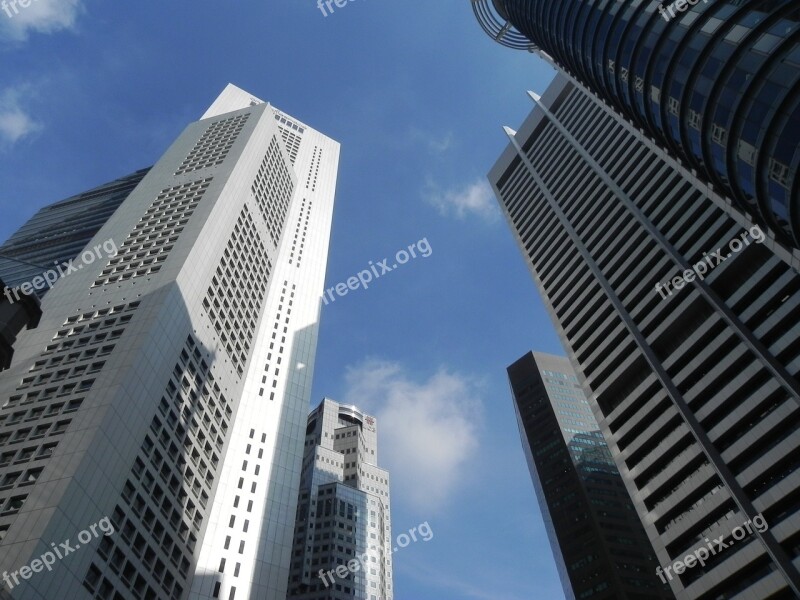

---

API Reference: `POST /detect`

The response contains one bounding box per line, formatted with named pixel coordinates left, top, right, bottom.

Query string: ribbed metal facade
left=490, top=73, right=800, bottom=599
left=509, top=351, right=674, bottom=600
left=0, top=168, right=150, bottom=297
left=474, top=0, right=800, bottom=250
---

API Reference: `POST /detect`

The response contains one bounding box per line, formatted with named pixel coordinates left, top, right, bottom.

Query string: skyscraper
left=472, top=0, right=800, bottom=249
left=490, top=72, right=800, bottom=598
left=287, top=398, right=392, bottom=600
left=508, top=351, right=673, bottom=600
left=0, top=168, right=150, bottom=298
left=0, top=84, right=339, bottom=600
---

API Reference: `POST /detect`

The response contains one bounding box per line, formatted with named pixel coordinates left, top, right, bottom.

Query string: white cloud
left=408, top=128, right=454, bottom=155
left=424, top=178, right=499, bottom=222
left=343, top=359, right=483, bottom=512
left=427, top=132, right=453, bottom=154
left=0, top=0, right=83, bottom=41
left=0, top=85, right=42, bottom=146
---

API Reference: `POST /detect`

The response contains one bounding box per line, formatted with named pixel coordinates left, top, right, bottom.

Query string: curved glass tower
left=473, top=0, right=800, bottom=248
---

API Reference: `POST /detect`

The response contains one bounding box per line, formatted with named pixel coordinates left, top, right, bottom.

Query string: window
left=667, top=96, right=680, bottom=115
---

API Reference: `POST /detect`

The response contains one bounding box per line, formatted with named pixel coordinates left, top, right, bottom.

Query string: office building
left=473, top=0, right=800, bottom=251
left=0, top=168, right=150, bottom=298
left=287, top=398, right=392, bottom=600
left=508, top=351, right=673, bottom=600
left=489, top=73, right=800, bottom=598
left=0, top=84, right=339, bottom=600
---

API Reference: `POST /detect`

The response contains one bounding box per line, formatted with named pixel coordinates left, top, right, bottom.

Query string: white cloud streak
left=0, top=0, right=83, bottom=41
left=0, top=84, right=42, bottom=146
left=424, top=178, right=499, bottom=222
left=343, top=359, right=483, bottom=512
left=407, top=128, right=454, bottom=155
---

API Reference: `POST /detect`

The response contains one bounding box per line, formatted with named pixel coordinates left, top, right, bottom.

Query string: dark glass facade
left=474, top=0, right=800, bottom=248
left=0, top=276, right=41, bottom=371
left=509, top=351, right=674, bottom=600
left=0, top=168, right=149, bottom=297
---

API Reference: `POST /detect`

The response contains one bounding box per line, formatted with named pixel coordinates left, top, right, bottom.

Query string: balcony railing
left=470, top=0, right=537, bottom=51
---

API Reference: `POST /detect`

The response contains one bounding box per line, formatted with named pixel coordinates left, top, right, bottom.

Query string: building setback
left=0, top=84, right=339, bottom=600
left=509, top=351, right=674, bottom=600
left=489, top=72, right=800, bottom=599
left=472, top=0, right=800, bottom=252
left=287, top=398, right=392, bottom=600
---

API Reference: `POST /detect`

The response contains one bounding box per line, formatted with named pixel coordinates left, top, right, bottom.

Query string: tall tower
left=0, top=84, right=339, bottom=600
left=508, top=351, right=673, bottom=600
left=287, top=398, right=392, bottom=600
left=472, top=0, right=800, bottom=250
left=489, top=72, right=800, bottom=598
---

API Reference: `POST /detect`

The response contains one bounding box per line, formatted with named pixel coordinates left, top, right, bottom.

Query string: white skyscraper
left=287, top=398, right=392, bottom=600
left=0, top=84, right=339, bottom=600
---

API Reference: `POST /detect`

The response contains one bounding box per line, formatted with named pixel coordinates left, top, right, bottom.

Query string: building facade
left=473, top=0, right=800, bottom=251
left=490, top=73, right=800, bottom=599
left=287, top=398, right=392, bottom=600
left=509, top=351, right=673, bottom=600
left=0, top=168, right=150, bottom=299
left=0, top=84, right=339, bottom=600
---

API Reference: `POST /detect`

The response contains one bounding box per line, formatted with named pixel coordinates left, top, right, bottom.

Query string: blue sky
left=0, top=1, right=567, bottom=598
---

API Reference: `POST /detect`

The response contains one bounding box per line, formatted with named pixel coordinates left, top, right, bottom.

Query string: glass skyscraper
left=0, top=168, right=150, bottom=297
left=508, top=351, right=673, bottom=600
left=473, top=0, right=800, bottom=249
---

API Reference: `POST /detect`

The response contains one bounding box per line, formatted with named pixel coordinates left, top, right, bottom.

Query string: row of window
left=84, top=335, right=228, bottom=600
left=203, top=206, right=271, bottom=375
left=252, top=136, right=294, bottom=248
left=175, top=113, right=249, bottom=176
